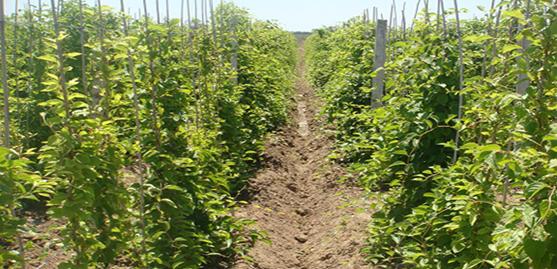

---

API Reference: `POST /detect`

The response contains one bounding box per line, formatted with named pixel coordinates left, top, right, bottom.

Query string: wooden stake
left=452, top=0, right=464, bottom=163
left=372, top=20, right=387, bottom=107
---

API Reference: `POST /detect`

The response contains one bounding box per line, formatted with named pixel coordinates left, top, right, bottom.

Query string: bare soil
left=231, top=41, right=371, bottom=269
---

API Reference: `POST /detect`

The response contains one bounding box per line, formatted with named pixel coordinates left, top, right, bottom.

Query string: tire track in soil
left=231, top=40, right=371, bottom=269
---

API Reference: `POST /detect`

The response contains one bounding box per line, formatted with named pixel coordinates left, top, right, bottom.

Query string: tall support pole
left=181, top=0, right=185, bottom=52
left=2, top=5, right=25, bottom=267
left=452, top=0, right=464, bottom=164
left=388, top=3, right=394, bottom=45
left=156, top=0, right=160, bottom=24
left=437, top=0, right=441, bottom=31
left=231, top=14, right=238, bottom=85
left=97, top=0, right=110, bottom=119
left=481, top=0, right=498, bottom=77
left=516, top=0, right=531, bottom=95
left=12, top=0, right=18, bottom=104
left=78, top=0, right=92, bottom=115
left=143, top=0, right=161, bottom=149
left=489, top=3, right=503, bottom=75
left=424, top=0, right=430, bottom=25
left=187, top=0, right=200, bottom=130
left=440, top=0, right=447, bottom=36
left=205, top=0, right=209, bottom=25
left=402, top=2, right=407, bottom=39
left=187, top=0, right=192, bottom=27
left=210, top=0, right=217, bottom=43
left=165, top=0, right=170, bottom=24
left=372, top=20, right=387, bottom=108
left=50, top=0, right=71, bottom=133
left=1, top=0, right=11, bottom=162
left=194, top=0, right=198, bottom=23
left=410, top=0, right=422, bottom=32
left=120, top=1, right=146, bottom=265
left=201, top=0, right=205, bottom=25
left=393, top=1, right=398, bottom=37
left=25, top=0, right=34, bottom=148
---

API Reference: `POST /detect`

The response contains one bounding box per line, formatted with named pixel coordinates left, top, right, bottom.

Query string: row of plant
left=0, top=1, right=296, bottom=268
left=307, top=0, right=556, bottom=268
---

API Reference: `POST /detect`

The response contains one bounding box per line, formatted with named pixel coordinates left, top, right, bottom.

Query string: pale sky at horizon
left=6, top=0, right=490, bottom=32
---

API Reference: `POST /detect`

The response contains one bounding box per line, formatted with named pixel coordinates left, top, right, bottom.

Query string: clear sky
left=6, top=0, right=489, bottom=32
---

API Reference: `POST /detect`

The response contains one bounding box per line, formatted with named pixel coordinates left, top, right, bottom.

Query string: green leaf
left=501, top=44, right=522, bottom=53
left=524, top=236, right=547, bottom=265
left=38, top=55, right=57, bottom=63
left=502, top=9, right=525, bottom=20
left=464, top=34, right=491, bottom=43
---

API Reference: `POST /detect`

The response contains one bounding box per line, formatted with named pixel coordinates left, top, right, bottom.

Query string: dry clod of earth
left=232, top=40, right=371, bottom=269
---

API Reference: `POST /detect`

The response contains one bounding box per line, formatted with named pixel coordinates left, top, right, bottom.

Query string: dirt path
left=232, top=41, right=371, bottom=269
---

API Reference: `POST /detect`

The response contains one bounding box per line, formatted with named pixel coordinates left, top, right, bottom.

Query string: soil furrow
left=232, top=40, right=371, bottom=269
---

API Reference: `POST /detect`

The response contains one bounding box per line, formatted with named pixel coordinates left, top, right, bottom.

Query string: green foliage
left=308, top=1, right=557, bottom=268
left=1, top=1, right=295, bottom=268
left=0, top=147, right=53, bottom=267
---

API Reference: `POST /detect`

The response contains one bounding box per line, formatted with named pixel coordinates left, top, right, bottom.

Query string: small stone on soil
left=320, top=253, right=333, bottom=261
left=295, top=208, right=310, bottom=216
left=286, top=183, right=298, bottom=192
left=295, top=235, right=308, bottom=243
